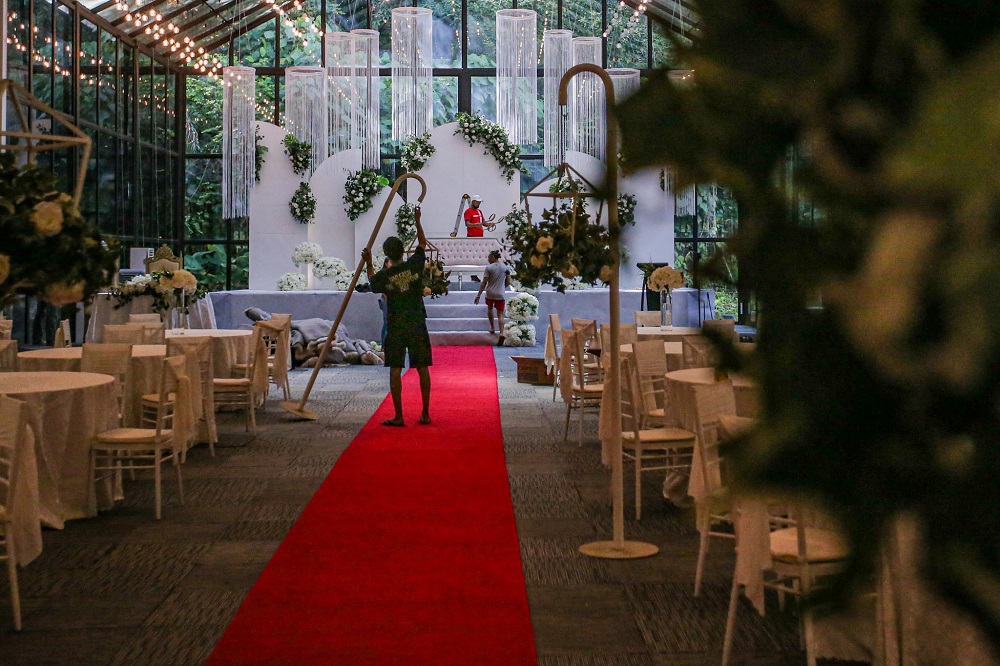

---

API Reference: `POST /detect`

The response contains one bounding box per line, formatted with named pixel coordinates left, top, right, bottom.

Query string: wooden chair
left=0, top=396, right=27, bottom=630
left=547, top=314, right=563, bottom=402
left=0, top=320, right=12, bottom=341
left=213, top=327, right=269, bottom=433
left=620, top=355, right=696, bottom=519
left=236, top=317, right=291, bottom=401
left=103, top=323, right=147, bottom=344
left=52, top=319, right=71, bottom=348
left=91, top=356, right=190, bottom=520
left=691, top=381, right=738, bottom=597
left=560, top=329, right=604, bottom=447
left=634, top=310, right=661, bottom=327
left=0, top=341, right=17, bottom=373
left=682, top=335, right=717, bottom=369
left=144, top=244, right=181, bottom=273
left=722, top=502, right=850, bottom=666
left=631, top=339, right=671, bottom=426
left=136, top=321, right=166, bottom=344
left=162, top=336, right=217, bottom=457
left=128, top=313, right=162, bottom=324
left=703, top=318, right=739, bottom=344
left=81, top=343, right=133, bottom=424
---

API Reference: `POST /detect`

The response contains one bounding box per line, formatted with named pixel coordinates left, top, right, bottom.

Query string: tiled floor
left=0, top=349, right=828, bottom=665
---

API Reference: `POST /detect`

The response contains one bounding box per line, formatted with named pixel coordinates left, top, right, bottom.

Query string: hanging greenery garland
left=282, top=134, right=312, bottom=176
left=399, top=133, right=436, bottom=173
left=343, top=169, right=390, bottom=221
left=504, top=202, right=614, bottom=293
left=289, top=182, right=317, bottom=224
left=255, top=128, right=268, bottom=182
left=454, top=111, right=527, bottom=184
left=395, top=203, right=418, bottom=244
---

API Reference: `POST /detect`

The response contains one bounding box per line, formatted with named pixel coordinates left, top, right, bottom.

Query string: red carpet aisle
left=208, top=347, right=537, bottom=665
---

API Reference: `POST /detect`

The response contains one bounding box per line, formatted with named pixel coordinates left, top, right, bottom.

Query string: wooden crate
left=511, top=356, right=554, bottom=385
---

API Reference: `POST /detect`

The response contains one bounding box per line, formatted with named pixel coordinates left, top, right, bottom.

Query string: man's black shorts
left=384, top=315, right=433, bottom=368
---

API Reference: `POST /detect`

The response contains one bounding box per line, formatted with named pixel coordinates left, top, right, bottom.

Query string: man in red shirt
left=464, top=195, right=486, bottom=237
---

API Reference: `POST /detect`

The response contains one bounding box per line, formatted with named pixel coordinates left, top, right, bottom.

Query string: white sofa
left=421, top=237, right=509, bottom=288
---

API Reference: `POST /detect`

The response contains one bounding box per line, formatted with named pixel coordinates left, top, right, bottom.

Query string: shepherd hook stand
left=280, top=172, right=428, bottom=420
left=561, top=65, right=659, bottom=560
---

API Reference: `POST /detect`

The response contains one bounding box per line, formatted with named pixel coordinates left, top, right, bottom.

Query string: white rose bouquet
left=454, top=112, right=527, bottom=184
left=506, top=292, right=539, bottom=322
left=109, top=269, right=205, bottom=313
left=292, top=242, right=324, bottom=267
left=276, top=272, right=308, bottom=291
left=502, top=321, right=537, bottom=347
left=400, top=133, right=436, bottom=173
left=313, top=256, right=352, bottom=290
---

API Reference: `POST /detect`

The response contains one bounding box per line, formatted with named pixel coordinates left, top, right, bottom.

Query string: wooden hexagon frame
left=0, top=78, right=92, bottom=204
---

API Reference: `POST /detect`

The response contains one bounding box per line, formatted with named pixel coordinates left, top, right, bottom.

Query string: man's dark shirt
left=369, top=245, right=427, bottom=319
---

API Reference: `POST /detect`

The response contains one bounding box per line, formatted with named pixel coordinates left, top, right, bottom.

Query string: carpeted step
left=428, top=330, right=500, bottom=346
left=426, top=317, right=492, bottom=332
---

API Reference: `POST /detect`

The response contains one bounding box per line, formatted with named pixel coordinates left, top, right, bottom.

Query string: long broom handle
left=290, top=172, right=428, bottom=412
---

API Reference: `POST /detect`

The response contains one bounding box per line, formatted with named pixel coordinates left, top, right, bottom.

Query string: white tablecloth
left=0, top=372, right=118, bottom=529
left=166, top=329, right=251, bottom=378
left=86, top=294, right=216, bottom=342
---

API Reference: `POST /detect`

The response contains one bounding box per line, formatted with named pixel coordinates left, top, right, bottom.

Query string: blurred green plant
left=618, top=0, right=1000, bottom=642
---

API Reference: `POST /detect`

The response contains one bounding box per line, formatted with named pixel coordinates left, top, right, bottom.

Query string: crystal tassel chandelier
left=352, top=29, right=381, bottom=169
left=543, top=29, right=573, bottom=166
left=496, top=9, right=537, bottom=146
left=608, top=68, right=640, bottom=103
left=542, top=30, right=573, bottom=167
left=391, top=7, right=433, bottom=142
left=285, top=66, right=329, bottom=177
left=325, top=32, right=357, bottom=161
left=571, top=36, right=605, bottom=162
left=222, top=65, right=255, bottom=219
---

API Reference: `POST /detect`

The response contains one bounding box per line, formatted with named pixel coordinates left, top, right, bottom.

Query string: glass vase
left=660, top=290, right=672, bottom=329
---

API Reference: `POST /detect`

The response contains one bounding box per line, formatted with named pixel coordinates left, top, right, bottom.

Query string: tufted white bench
left=412, top=237, right=508, bottom=289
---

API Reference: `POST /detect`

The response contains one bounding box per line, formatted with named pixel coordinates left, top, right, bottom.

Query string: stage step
left=426, top=317, right=495, bottom=333
left=429, top=330, right=501, bottom=346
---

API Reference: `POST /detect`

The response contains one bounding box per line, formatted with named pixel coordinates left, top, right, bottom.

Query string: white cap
left=471, top=194, right=483, bottom=202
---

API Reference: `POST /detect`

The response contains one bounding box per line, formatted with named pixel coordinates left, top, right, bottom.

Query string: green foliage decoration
left=422, top=258, right=451, bottom=299
left=395, top=203, right=418, bottom=245
left=255, top=127, right=268, bottom=182
left=617, top=0, right=1000, bottom=639
left=454, top=111, right=527, bottom=184
left=0, top=153, right=118, bottom=307
left=282, top=134, right=312, bottom=176
left=289, top=182, right=316, bottom=224
left=343, top=169, right=389, bottom=222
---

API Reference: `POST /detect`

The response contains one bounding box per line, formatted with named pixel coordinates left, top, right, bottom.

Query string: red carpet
left=208, top=347, right=537, bottom=665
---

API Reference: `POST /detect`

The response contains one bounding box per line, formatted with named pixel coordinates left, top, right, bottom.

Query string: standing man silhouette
left=363, top=209, right=432, bottom=426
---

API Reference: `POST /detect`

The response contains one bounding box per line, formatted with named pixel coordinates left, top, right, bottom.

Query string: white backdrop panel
left=416, top=122, right=520, bottom=240
left=249, top=122, right=307, bottom=290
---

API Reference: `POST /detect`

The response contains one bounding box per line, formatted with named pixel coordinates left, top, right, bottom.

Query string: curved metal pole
left=280, top=172, right=428, bottom=419
left=561, top=65, right=658, bottom=559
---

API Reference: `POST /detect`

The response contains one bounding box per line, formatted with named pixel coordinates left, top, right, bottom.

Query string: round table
left=18, top=345, right=168, bottom=426
left=0, top=372, right=118, bottom=530
left=166, top=329, right=251, bottom=378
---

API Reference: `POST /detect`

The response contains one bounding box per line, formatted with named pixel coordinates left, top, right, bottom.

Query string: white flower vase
left=660, top=290, right=672, bottom=330
left=303, top=263, right=315, bottom=290
left=171, top=292, right=188, bottom=332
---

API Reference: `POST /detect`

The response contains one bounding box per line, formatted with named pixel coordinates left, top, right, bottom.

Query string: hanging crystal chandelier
left=607, top=68, right=640, bottom=103
left=284, top=66, right=329, bottom=177
left=543, top=29, right=573, bottom=166
left=352, top=28, right=381, bottom=170
left=222, top=65, right=255, bottom=220
left=325, top=32, right=357, bottom=160
left=496, top=9, right=537, bottom=146
left=391, top=7, right=433, bottom=142
left=571, top=37, right=605, bottom=162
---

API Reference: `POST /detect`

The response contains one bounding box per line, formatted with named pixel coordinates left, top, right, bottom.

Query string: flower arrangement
left=618, top=193, right=637, bottom=226
left=291, top=241, right=324, bottom=267
left=289, top=182, right=317, bottom=224
left=504, top=202, right=613, bottom=293
left=647, top=265, right=685, bottom=292
left=423, top=259, right=450, bottom=298
left=502, top=322, right=537, bottom=347
left=276, top=272, right=308, bottom=291
left=400, top=133, right=436, bottom=173
left=454, top=112, right=527, bottom=184
left=395, top=203, right=418, bottom=245
left=254, top=127, right=268, bottom=182
left=506, top=292, right=539, bottom=322
left=108, top=269, right=206, bottom=313
left=283, top=134, right=312, bottom=175
left=313, top=256, right=352, bottom=290
left=344, top=169, right=390, bottom=221
left=0, top=153, right=118, bottom=307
